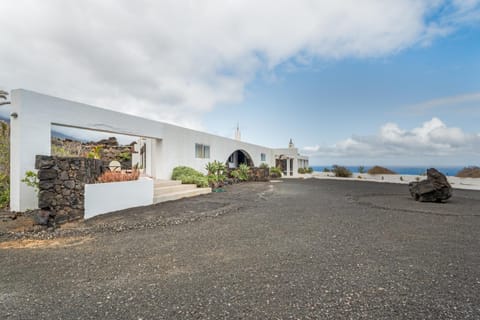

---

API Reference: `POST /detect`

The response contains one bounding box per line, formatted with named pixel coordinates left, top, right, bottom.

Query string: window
left=261, top=153, right=266, bottom=161
left=195, top=143, right=210, bottom=159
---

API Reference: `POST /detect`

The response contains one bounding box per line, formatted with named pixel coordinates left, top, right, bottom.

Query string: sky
left=0, top=1, right=479, bottom=166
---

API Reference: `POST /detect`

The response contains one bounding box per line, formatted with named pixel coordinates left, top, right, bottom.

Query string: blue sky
left=205, top=16, right=480, bottom=166
left=1, top=1, right=479, bottom=166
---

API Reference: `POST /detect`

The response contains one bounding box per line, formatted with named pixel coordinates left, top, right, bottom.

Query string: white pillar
left=10, top=90, right=51, bottom=211
left=286, top=157, right=291, bottom=177
left=292, top=157, right=298, bottom=176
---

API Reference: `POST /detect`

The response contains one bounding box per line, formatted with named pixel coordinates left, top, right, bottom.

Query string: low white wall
left=84, top=178, right=153, bottom=219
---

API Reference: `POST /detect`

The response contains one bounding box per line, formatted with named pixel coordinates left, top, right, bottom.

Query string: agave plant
left=237, top=163, right=250, bottom=181
left=205, top=160, right=226, bottom=189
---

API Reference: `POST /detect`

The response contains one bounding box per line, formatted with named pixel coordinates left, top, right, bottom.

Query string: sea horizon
left=311, top=165, right=469, bottom=176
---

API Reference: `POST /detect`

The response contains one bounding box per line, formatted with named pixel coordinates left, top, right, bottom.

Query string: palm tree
left=0, top=90, right=10, bottom=105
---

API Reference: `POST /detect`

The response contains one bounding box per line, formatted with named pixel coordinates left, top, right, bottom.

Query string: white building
left=9, top=89, right=308, bottom=211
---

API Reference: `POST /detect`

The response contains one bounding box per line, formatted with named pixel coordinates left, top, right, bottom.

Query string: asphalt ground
left=1, top=179, right=479, bottom=319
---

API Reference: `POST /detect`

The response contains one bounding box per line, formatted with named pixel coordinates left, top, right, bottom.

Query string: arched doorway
left=226, top=150, right=254, bottom=168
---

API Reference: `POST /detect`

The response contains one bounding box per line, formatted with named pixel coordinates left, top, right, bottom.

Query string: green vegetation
left=171, top=166, right=208, bottom=187
left=87, top=145, right=103, bottom=159
left=323, top=167, right=331, bottom=173
left=358, top=166, right=365, bottom=174
left=51, top=145, right=76, bottom=157
left=269, top=166, right=282, bottom=178
left=21, top=170, right=39, bottom=193
left=206, top=161, right=227, bottom=188
left=234, top=163, right=250, bottom=181
left=259, top=163, right=269, bottom=169
left=456, top=166, right=480, bottom=178
left=117, top=151, right=131, bottom=162
left=0, top=121, right=10, bottom=208
left=239, top=164, right=250, bottom=181
left=332, top=165, right=352, bottom=178
left=298, top=167, right=314, bottom=174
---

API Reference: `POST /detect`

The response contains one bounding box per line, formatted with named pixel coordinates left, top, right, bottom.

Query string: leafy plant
left=237, top=163, right=250, bottom=181
left=117, top=151, right=131, bottom=162
left=0, top=173, right=9, bottom=208
left=332, top=165, right=352, bottom=178
left=230, top=169, right=240, bottom=181
left=306, top=167, right=314, bottom=173
left=269, top=166, right=282, bottom=178
left=21, top=170, right=39, bottom=192
left=259, top=163, right=269, bottom=169
left=172, top=166, right=208, bottom=188
left=87, top=145, right=103, bottom=159
left=323, top=168, right=331, bottom=173
left=358, top=166, right=365, bottom=174
left=298, top=167, right=306, bottom=174
left=206, top=161, right=227, bottom=188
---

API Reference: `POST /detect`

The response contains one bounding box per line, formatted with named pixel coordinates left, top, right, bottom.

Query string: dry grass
left=97, top=170, right=140, bottom=183
left=367, top=166, right=396, bottom=175
left=456, top=167, right=480, bottom=178
left=0, top=236, right=92, bottom=249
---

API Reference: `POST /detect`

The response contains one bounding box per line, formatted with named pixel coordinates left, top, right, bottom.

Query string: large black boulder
left=409, top=168, right=452, bottom=202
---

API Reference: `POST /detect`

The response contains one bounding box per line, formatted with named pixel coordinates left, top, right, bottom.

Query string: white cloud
left=0, top=1, right=478, bottom=129
left=303, top=118, right=480, bottom=163
left=407, top=92, right=480, bottom=113
left=304, top=145, right=320, bottom=152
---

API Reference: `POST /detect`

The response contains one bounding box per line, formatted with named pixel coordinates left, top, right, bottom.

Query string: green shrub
left=117, top=151, right=131, bottom=162
left=323, top=167, right=331, bottom=172
left=270, top=166, right=282, bottom=178
left=230, top=169, right=240, bottom=180
left=0, top=173, right=9, bottom=209
left=259, top=163, right=269, bottom=169
left=171, top=166, right=208, bottom=187
left=298, top=167, right=306, bottom=174
left=237, top=163, right=250, bottom=181
left=306, top=167, right=314, bottom=173
left=332, top=165, right=352, bottom=178
left=358, top=166, right=365, bottom=174
left=205, top=161, right=227, bottom=188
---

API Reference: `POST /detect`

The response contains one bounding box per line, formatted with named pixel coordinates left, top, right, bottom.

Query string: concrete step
left=154, top=179, right=182, bottom=187
left=153, top=187, right=211, bottom=204
left=154, top=183, right=197, bottom=195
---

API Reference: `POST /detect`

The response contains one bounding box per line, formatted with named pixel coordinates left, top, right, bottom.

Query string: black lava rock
left=409, top=168, right=452, bottom=202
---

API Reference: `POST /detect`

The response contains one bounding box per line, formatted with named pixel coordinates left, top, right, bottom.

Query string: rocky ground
left=1, top=179, right=480, bottom=319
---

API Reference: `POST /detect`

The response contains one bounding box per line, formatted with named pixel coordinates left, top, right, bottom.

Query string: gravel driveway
left=1, top=179, right=479, bottom=319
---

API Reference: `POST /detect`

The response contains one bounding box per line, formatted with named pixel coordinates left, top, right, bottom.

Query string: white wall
left=84, top=178, right=153, bottom=219
left=10, top=89, right=284, bottom=211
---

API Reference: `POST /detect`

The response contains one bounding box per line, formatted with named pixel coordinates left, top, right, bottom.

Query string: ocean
left=311, top=166, right=465, bottom=176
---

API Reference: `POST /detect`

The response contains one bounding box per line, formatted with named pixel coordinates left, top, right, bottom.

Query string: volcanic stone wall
left=35, top=155, right=104, bottom=222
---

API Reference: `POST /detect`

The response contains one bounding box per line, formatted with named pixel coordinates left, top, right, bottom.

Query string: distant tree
left=358, top=166, right=365, bottom=173
left=0, top=90, right=10, bottom=105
